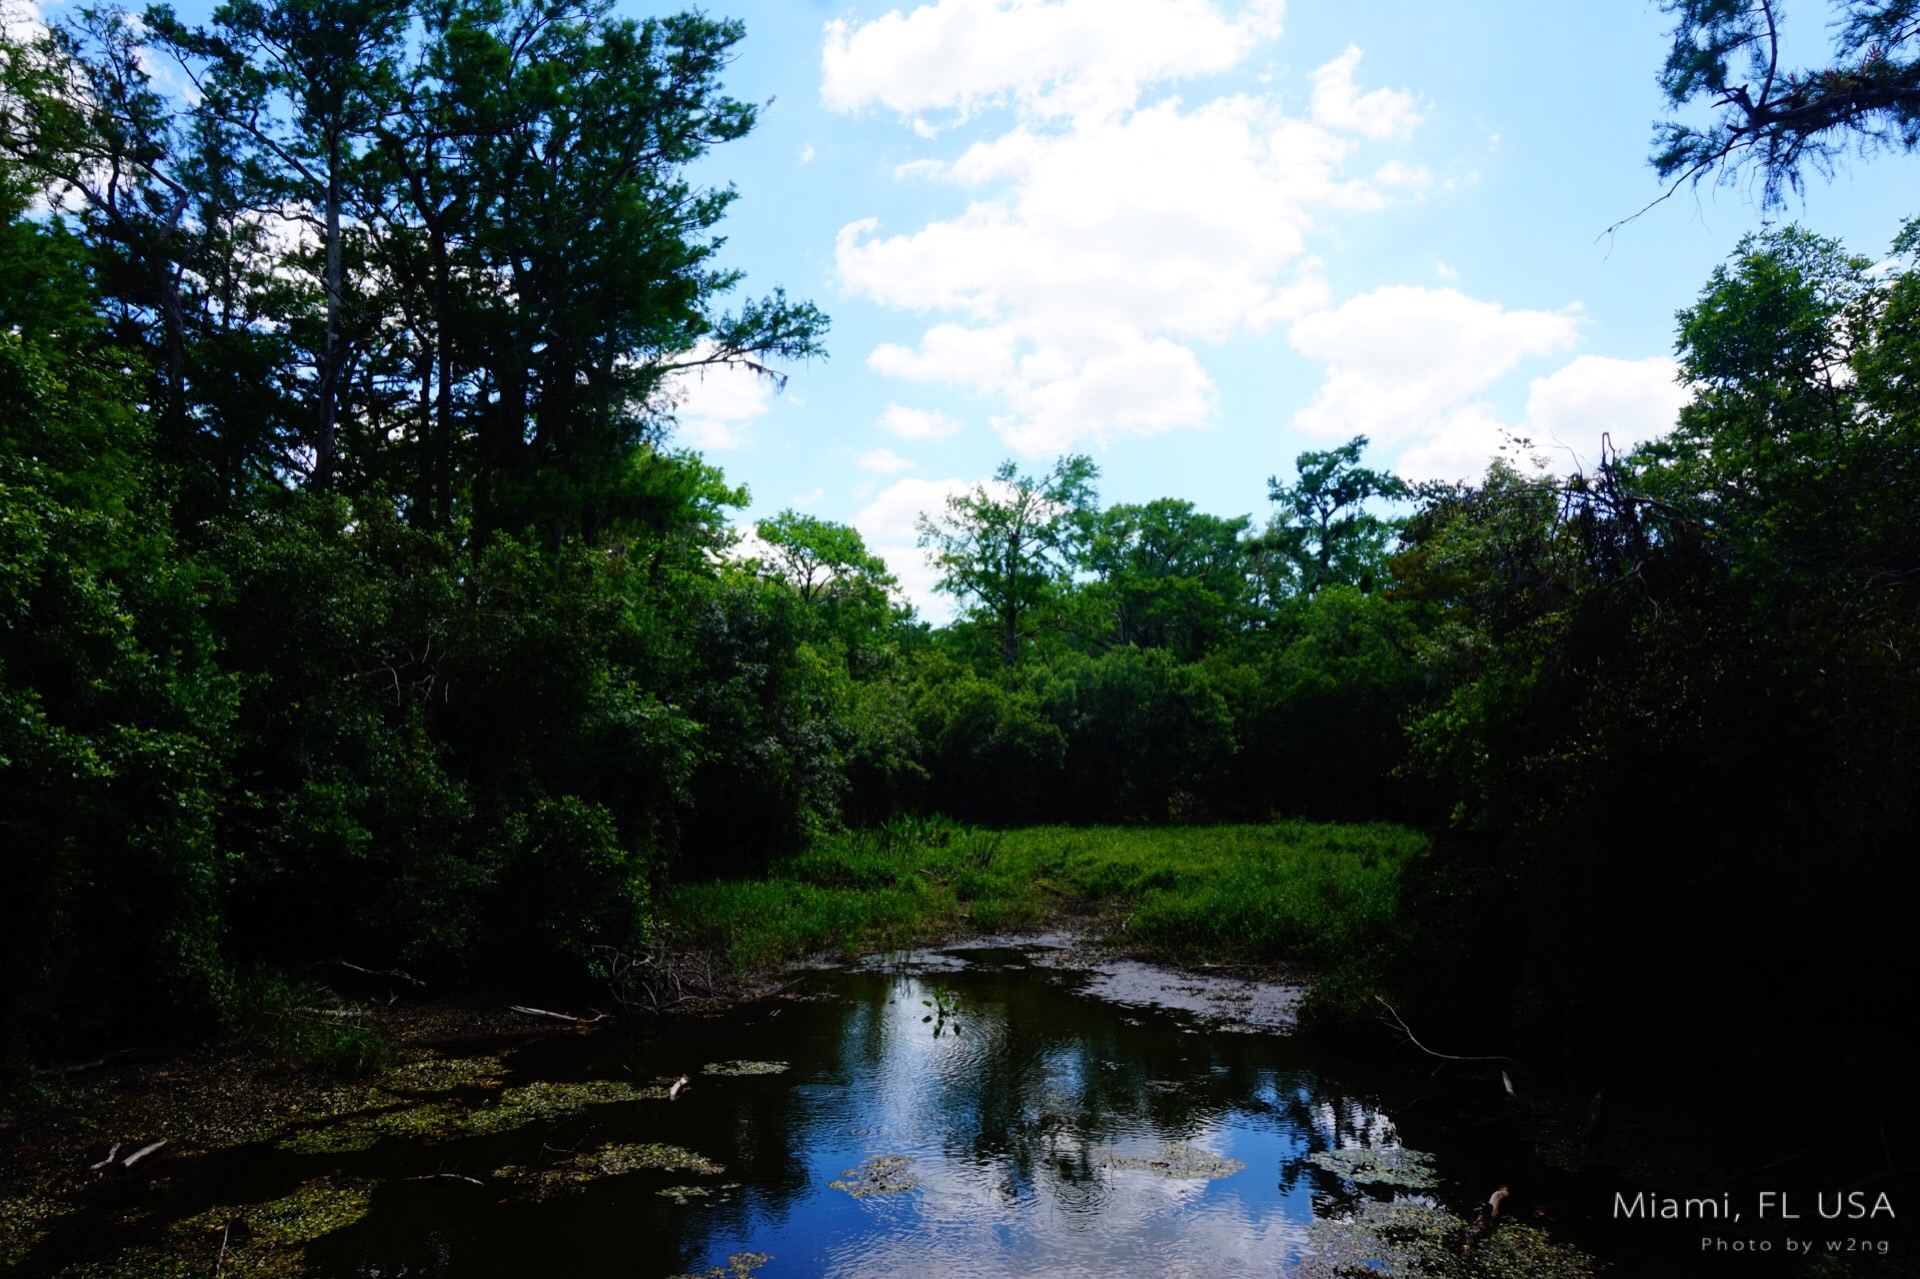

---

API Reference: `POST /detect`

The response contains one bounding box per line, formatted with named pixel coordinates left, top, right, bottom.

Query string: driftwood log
left=1460, top=1185, right=1510, bottom=1255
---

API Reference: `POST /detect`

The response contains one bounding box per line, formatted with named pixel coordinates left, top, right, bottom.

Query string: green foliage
left=1078, top=499, right=1256, bottom=657
left=1265, top=435, right=1409, bottom=596
left=918, top=454, right=1099, bottom=666
left=1391, top=222, right=1920, bottom=1091
left=1652, top=0, right=1920, bottom=204
left=227, top=969, right=392, bottom=1077
left=1038, top=648, right=1236, bottom=823
left=669, top=821, right=1426, bottom=976
left=908, top=659, right=1067, bottom=824
left=1217, top=585, right=1423, bottom=821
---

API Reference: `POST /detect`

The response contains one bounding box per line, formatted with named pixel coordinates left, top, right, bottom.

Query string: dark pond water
left=308, top=941, right=1619, bottom=1278
left=27, top=938, right=1901, bottom=1277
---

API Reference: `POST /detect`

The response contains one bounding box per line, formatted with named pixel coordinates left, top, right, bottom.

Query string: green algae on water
left=0, top=1192, right=74, bottom=1269
left=669, top=1251, right=773, bottom=1279
left=829, top=1154, right=918, bottom=1197
left=1306, top=1145, right=1441, bottom=1190
left=497, top=1143, right=726, bottom=1200
left=702, top=1060, right=790, bottom=1076
left=381, top=1055, right=507, bottom=1094
left=1097, top=1141, right=1247, bottom=1180
left=277, top=1100, right=464, bottom=1153
left=275, top=1075, right=663, bottom=1151
left=457, top=1079, right=667, bottom=1135
left=1296, top=1199, right=1600, bottom=1278
left=69, top=1177, right=375, bottom=1279
left=228, top=1177, right=376, bottom=1245
left=659, top=1181, right=743, bottom=1204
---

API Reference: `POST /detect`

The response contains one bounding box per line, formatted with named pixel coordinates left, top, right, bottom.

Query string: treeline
left=1, top=0, right=838, bottom=1062
left=5, top=1, right=1917, bottom=1107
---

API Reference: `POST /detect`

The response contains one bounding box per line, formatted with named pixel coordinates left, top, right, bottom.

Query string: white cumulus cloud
left=854, top=475, right=980, bottom=618
left=664, top=352, right=778, bottom=451
left=839, top=34, right=1417, bottom=456
left=859, top=447, right=918, bottom=473
left=822, top=0, right=1284, bottom=122
left=1518, top=354, right=1690, bottom=473
left=1309, top=44, right=1421, bottom=139
left=1386, top=354, right=1688, bottom=484
left=1288, top=285, right=1581, bottom=452
left=875, top=403, right=967, bottom=439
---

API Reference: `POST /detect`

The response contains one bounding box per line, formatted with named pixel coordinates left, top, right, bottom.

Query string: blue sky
left=16, top=0, right=1909, bottom=613
left=653, top=0, right=1914, bottom=614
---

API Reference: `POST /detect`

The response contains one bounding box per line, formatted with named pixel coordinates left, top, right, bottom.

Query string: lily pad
left=1097, top=1141, right=1247, bottom=1180
left=829, top=1154, right=918, bottom=1197
left=1307, top=1145, right=1441, bottom=1190
left=702, top=1060, right=790, bottom=1077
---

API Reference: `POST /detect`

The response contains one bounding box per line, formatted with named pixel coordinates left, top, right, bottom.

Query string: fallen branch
left=121, top=1139, right=167, bottom=1171
left=57, top=1047, right=142, bottom=1075
left=334, top=960, right=425, bottom=988
left=88, top=1142, right=122, bottom=1172
left=668, top=1075, right=690, bottom=1101
left=506, top=1006, right=606, bottom=1025
left=1375, top=999, right=1515, bottom=1066
left=403, top=1173, right=485, bottom=1186
left=214, top=1218, right=232, bottom=1279
left=1461, top=1185, right=1510, bottom=1255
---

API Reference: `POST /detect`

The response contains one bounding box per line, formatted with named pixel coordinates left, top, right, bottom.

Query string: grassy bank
left=665, top=819, right=1426, bottom=984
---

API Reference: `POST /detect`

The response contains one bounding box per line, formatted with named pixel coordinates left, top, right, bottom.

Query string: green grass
left=665, top=818, right=1426, bottom=978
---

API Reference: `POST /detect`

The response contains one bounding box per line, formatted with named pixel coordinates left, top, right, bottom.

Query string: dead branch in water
left=333, top=960, right=426, bottom=988
left=403, top=1173, right=485, bottom=1186
left=591, top=937, right=724, bottom=1012
left=1376, top=999, right=1515, bottom=1065
left=506, top=1006, right=607, bottom=1025
left=120, top=1139, right=167, bottom=1171
left=1461, top=1185, right=1510, bottom=1255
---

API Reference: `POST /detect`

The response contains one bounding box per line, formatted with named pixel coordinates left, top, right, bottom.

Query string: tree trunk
left=316, top=128, right=343, bottom=489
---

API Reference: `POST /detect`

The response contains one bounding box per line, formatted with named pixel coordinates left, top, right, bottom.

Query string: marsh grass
left=228, top=970, right=393, bottom=1078
left=667, top=820, right=1425, bottom=982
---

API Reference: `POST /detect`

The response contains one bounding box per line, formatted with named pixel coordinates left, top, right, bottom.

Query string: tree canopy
left=1652, top=0, right=1920, bottom=204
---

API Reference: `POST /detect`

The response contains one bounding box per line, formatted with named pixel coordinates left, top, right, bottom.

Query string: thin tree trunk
left=317, top=128, right=343, bottom=488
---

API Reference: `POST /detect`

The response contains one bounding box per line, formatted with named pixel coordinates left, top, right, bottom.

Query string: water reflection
left=311, top=946, right=1447, bottom=1278
left=614, top=952, right=1414, bottom=1279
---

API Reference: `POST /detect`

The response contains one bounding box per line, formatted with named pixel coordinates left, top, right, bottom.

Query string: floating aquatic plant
left=658, top=1182, right=743, bottom=1205
left=277, top=1100, right=463, bottom=1153
left=0, top=1192, right=74, bottom=1269
left=458, top=1079, right=667, bottom=1135
left=829, top=1154, right=918, bottom=1197
left=1096, top=1141, right=1247, bottom=1180
left=1296, top=1199, right=1600, bottom=1278
left=1306, top=1146, right=1441, bottom=1190
left=73, top=1177, right=377, bottom=1279
left=380, top=1055, right=507, bottom=1094
left=669, top=1251, right=773, bottom=1279
left=498, top=1143, right=726, bottom=1200
left=702, top=1060, right=790, bottom=1076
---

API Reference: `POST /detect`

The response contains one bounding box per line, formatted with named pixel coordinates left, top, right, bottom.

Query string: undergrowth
left=666, top=818, right=1425, bottom=999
